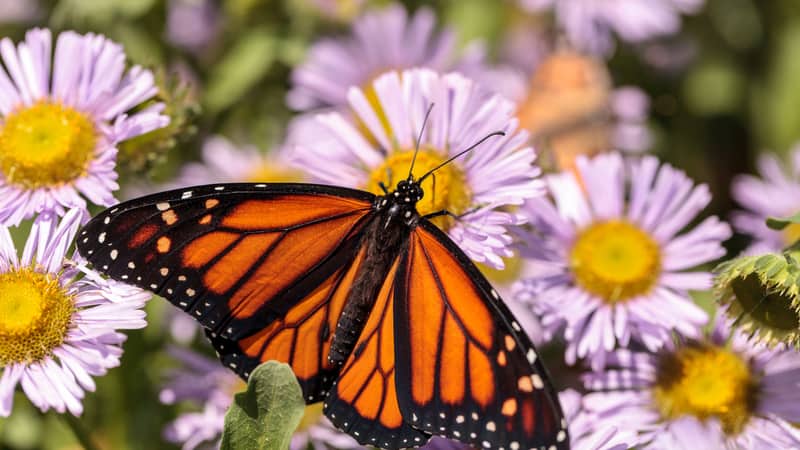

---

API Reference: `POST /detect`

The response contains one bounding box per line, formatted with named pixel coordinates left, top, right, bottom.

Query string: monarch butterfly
left=76, top=135, right=569, bottom=450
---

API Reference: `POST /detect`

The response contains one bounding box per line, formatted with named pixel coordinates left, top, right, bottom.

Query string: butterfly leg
left=378, top=181, right=390, bottom=195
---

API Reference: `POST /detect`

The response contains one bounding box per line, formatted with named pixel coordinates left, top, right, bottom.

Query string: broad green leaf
left=766, top=211, right=800, bottom=230
left=220, top=361, right=305, bottom=450
left=204, top=29, right=275, bottom=114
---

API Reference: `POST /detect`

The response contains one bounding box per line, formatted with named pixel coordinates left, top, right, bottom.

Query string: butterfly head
left=394, top=178, right=424, bottom=205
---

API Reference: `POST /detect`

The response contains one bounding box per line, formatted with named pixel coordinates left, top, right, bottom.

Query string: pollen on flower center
left=366, top=149, right=471, bottom=229
left=570, top=220, right=661, bottom=302
left=653, top=345, right=755, bottom=435
left=0, top=101, right=97, bottom=189
left=479, top=253, right=524, bottom=285
left=782, top=223, right=800, bottom=246
left=246, top=164, right=304, bottom=184
left=0, top=268, right=74, bottom=365
left=297, top=403, right=325, bottom=431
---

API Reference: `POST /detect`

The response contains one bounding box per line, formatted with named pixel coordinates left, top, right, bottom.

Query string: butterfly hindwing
left=324, top=257, right=430, bottom=449
left=77, top=183, right=376, bottom=401
left=393, top=221, right=569, bottom=450
left=207, top=244, right=370, bottom=401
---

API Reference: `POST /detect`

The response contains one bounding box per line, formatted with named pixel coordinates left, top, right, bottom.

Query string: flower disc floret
left=570, top=220, right=661, bottom=302
left=0, top=269, right=74, bottom=365
left=653, top=345, right=755, bottom=435
left=0, top=102, right=96, bottom=189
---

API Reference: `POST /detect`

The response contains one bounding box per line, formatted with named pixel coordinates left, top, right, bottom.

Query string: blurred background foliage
left=1, top=0, right=800, bottom=448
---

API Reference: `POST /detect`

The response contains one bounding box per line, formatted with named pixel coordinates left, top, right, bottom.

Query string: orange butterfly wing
left=323, top=257, right=430, bottom=448
left=393, top=222, right=569, bottom=449
left=77, top=183, right=376, bottom=401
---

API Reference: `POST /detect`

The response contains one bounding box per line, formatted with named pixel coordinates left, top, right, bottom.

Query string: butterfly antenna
left=408, top=103, right=436, bottom=181
left=418, top=131, right=505, bottom=183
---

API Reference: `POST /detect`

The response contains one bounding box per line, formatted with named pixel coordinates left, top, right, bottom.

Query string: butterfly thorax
left=327, top=179, right=423, bottom=366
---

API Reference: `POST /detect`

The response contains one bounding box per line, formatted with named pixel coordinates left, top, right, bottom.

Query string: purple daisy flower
left=559, top=389, right=635, bottom=450
left=166, top=0, right=220, bottom=52
left=305, top=0, right=367, bottom=22
left=515, top=152, right=731, bottom=369
left=731, top=147, right=800, bottom=253
left=287, top=3, right=483, bottom=111
left=0, top=28, right=169, bottom=225
left=160, top=347, right=361, bottom=450
left=581, top=318, right=800, bottom=449
left=290, top=68, right=544, bottom=268
left=0, top=208, right=150, bottom=416
left=0, top=0, right=39, bottom=23
left=520, top=0, right=704, bottom=56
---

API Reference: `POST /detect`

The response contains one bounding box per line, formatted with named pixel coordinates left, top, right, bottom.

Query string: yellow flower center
left=365, top=149, right=471, bottom=229
left=245, top=163, right=304, bottom=183
left=782, top=223, right=800, bottom=246
left=0, top=268, right=74, bottom=365
left=653, top=345, right=755, bottom=435
left=0, top=101, right=97, bottom=189
left=479, top=253, right=524, bottom=285
left=297, top=403, right=324, bottom=431
left=570, top=220, right=661, bottom=302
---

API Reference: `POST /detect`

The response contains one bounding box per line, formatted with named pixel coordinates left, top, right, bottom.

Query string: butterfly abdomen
left=328, top=205, right=413, bottom=366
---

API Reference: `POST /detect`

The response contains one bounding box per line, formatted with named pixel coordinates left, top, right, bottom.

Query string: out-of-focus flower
left=515, top=153, right=731, bottom=369
left=0, top=0, right=40, bottom=23
left=581, top=318, right=800, bottom=449
left=125, top=136, right=304, bottom=343
left=166, top=0, right=220, bottom=52
left=287, top=3, right=485, bottom=111
left=731, top=147, right=800, bottom=253
left=302, top=0, right=367, bottom=22
left=512, top=50, right=651, bottom=172
left=172, top=136, right=304, bottom=187
left=291, top=68, right=544, bottom=268
left=481, top=253, right=547, bottom=345
left=714, top=252, right=800, bottom=348
left=160, top=347, right=360, bottom=450
left=0, top=208, right=149, bottom=417
left=0, top=28, right=169, bottom=225
left=520, top=0, right=704, bottom=56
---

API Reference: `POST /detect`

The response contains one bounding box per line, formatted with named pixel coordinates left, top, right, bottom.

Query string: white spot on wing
left=110, top=249, right=118, bottom=260
left=532, top=374, right=544, bottom=389
left=156, top=202, right=170, bottom=211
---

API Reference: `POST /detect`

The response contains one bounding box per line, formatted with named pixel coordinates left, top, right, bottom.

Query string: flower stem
left=62, top=414, right=102, bottom=450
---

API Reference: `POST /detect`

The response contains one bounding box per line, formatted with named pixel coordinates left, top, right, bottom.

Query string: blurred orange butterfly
left=77, top=146, right=568, bottom=449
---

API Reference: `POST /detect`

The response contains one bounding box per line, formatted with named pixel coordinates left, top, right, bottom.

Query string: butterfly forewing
left=393, top=222, right=569, bottom=450
left=77, top=183, right=376, bottom=400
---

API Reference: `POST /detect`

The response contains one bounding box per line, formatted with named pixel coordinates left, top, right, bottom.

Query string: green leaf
left=220, top=361, right=305, bottom=450
left=766, top=211, right=800, bottom=230
left=204, top=29, right=275, bottom=114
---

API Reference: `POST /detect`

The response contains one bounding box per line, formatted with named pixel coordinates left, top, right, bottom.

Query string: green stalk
left=62, top=414, right=102, bottom=450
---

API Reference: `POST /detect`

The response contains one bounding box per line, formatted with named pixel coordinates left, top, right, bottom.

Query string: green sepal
left=766, top=211, right=800, bottom=230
